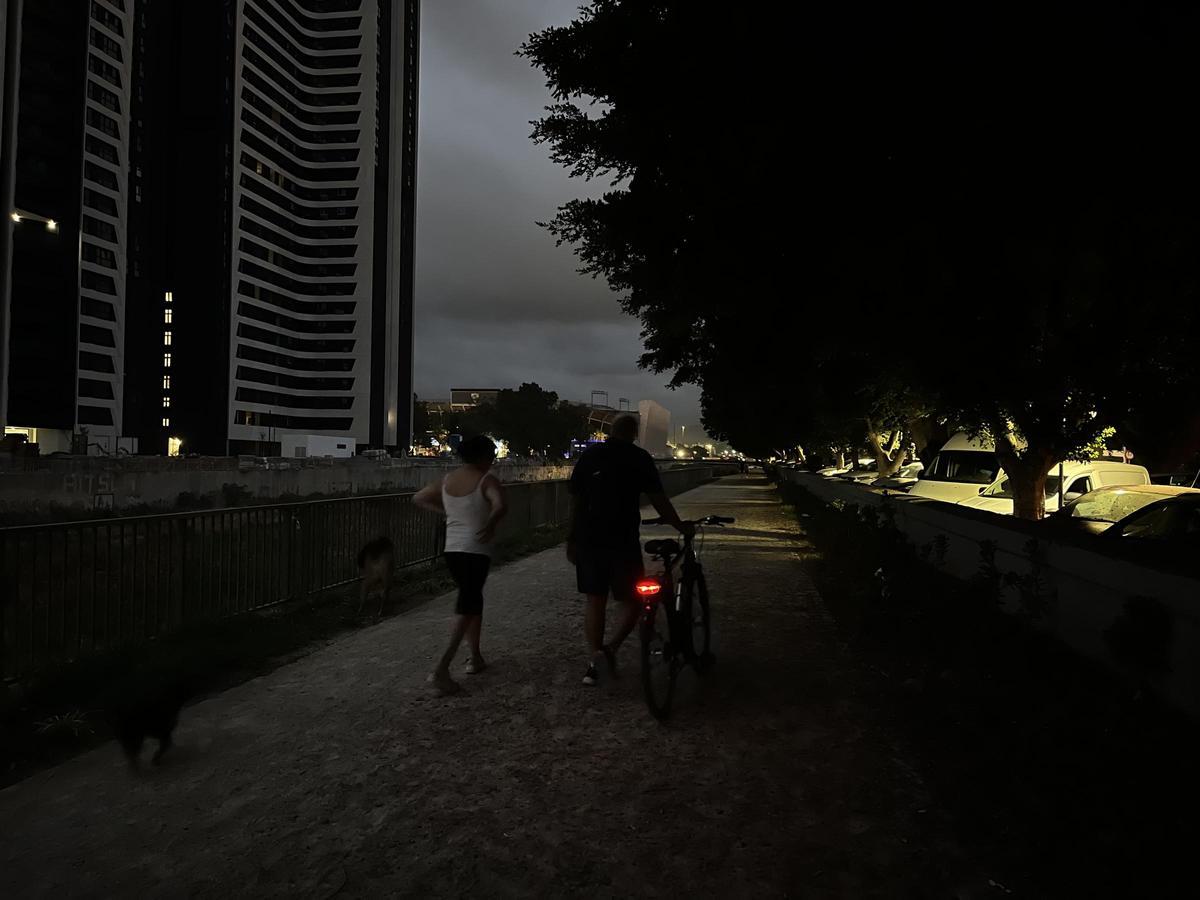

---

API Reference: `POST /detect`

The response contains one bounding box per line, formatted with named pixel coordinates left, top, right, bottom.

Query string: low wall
left=0, top=455, right=736, bottom=521
left=779, top=470, right=1200, bottom=716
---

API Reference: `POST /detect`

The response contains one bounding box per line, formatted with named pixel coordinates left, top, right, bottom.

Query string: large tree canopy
left=525, top=4, right=1200, bottom=517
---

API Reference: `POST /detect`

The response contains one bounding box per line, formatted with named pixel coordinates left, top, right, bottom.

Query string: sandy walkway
left=1, top=477, right=978, bottom=898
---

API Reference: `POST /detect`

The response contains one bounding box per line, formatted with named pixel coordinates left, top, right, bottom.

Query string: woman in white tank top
left=413, top=436, right=507, bottom=696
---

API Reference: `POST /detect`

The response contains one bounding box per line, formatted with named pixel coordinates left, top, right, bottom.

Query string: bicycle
left=637, top=514, right=735, bottom=720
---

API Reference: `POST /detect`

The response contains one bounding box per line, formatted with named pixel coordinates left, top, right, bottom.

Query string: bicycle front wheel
left=640, top=600, right=678, bottom=720
left=688, top=569, right=712, bottom=672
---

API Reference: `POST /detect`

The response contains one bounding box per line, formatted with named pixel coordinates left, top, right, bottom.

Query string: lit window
left=163, top=331, right=172, bottom=346
left=164, top=291, right=173, bottom=303
left=164, top=309, right=172, bottom=324
left=162, top=375, right=170, bottom=389
left=163, top=353, right=171, bottom=368
left=168, top=436, right=183, bottom=457
left=162, top=396, right=170, bottom=408
left=162, top=417, right=170, bottom=427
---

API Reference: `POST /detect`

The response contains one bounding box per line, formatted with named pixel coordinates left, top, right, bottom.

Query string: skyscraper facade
left=226, top=0, right=418, bottom=454
left=2, top=0, right=419, bottom=457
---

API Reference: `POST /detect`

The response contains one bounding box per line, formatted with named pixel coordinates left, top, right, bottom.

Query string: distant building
left=2, top=0, right=421, bottom=458
left=449, top=388, right=500, bottom=411
left=637, top=399, right=671, bottom=457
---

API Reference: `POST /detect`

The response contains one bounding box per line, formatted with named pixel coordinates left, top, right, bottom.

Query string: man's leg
left=605, top=547, right=646, bottom=658
left=608, top=597, right=641, bottom=654
left=585, top=593, right=607, bottom=655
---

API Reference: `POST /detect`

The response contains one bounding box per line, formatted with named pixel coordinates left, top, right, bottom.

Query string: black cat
left=107, top=676, right=195, bottom=769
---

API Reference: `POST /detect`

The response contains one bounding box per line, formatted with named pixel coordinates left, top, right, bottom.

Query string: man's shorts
left=575, top=543, right=644, bottom=600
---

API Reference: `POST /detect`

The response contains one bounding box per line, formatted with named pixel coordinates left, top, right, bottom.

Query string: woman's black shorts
left=444, top=552, right=491, bottom=615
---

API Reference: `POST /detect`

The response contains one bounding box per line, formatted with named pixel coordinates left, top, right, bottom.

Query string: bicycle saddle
left=644, top=539, right=680, bottom=556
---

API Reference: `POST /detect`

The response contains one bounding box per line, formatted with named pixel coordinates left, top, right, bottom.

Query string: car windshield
left=1067, top=490, right=1161, bottom=523
left=922, top=450, right=999, bottom=485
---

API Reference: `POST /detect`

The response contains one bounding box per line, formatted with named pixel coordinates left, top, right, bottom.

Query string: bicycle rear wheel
left=640, top=600, right=679, bottom=720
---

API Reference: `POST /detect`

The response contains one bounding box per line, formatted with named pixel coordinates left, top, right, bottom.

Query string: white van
left=906, top=432, right=1002, bottom=502
left=959, top=460, right=1151, bottom=516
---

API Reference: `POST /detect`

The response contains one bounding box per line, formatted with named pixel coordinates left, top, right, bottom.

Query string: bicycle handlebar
left=641, top=515, right=736, bottom=526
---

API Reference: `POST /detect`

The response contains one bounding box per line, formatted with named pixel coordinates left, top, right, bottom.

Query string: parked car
left=1151, top=470, right=1199, bottom=487
left=1049, top=484, right=1200, bottom=535
left=958, top=461, right=1151, bottom=516
left=874, top=460, right=925, bottom=490
left=907, top=432, right=1004, bottom=502
left=1100, top=492, right=1200, bottom=569
left=818, top=457, right=870, bottom=477
left=816, top=465, right=851, bottom=476
left=838, top=462, right=880, bottom=483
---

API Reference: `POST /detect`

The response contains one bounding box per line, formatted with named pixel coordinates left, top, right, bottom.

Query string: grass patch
left=0, top=523, right=567, bottom=788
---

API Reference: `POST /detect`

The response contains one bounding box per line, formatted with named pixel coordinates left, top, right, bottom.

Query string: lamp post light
left=10, top=207, right=57, bottom=231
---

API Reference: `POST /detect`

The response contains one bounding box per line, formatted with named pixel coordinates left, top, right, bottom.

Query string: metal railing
left=0, top=467, right=717, bottom=680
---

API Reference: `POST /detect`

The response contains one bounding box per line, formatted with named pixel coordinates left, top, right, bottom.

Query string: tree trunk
left=908, top=416, right=950, bottom=464
left=1010, top=466, right=1050, bottom=520
left=992, top=427, right=1056, bottom=520
left=866, top=421, right=907, bottom=478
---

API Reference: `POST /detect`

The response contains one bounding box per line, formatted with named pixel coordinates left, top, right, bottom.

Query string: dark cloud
left=415, top=0, right=710, bottom=441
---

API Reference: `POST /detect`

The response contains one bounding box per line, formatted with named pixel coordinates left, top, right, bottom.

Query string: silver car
left=1052, top=484, right=1200, bottom=536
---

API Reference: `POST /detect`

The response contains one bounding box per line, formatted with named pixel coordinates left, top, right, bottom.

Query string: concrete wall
left=0, top=453, right=736, bottom=520
left=779, top=470, right=1200, bottom=716
left=0, top=457, right=574, bottom=518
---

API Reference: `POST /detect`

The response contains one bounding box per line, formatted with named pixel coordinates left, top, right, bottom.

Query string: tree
left=907, top=75, right=1200, bottom=518
left=526, top=5, right=1200, bottom=517
left=522, top=4, right=949, bottom=461
left=491, top=383, right=579, bottom=457
left=450, top=383, right=589, bottom=458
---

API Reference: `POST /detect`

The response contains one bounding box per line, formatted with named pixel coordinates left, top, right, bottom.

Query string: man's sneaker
left=582, top=663, right=599, bottom=686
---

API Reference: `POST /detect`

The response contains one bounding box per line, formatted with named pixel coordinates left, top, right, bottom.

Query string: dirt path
left=1, top=476, right=987, bottom=898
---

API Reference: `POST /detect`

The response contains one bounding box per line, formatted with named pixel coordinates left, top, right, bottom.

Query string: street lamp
left=11, top=207, right=57, bottom=232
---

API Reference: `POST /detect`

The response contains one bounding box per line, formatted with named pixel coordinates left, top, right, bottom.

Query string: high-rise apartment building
left=2, top=0, right=419, bottom=456
left=1, top=0, right=136, bottom=453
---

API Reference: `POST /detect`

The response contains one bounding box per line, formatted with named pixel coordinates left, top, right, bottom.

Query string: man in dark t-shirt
left=567, top=415, right=691, bottom=686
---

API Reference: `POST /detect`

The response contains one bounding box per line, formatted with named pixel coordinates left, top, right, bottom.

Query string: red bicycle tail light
left=635, top=580, right=662, bottom=597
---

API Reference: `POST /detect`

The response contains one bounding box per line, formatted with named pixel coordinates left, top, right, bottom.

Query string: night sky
left=414, top=0, right=707, bottom=442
